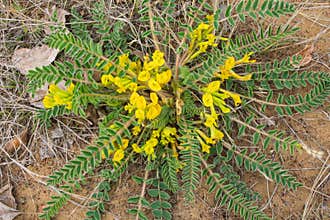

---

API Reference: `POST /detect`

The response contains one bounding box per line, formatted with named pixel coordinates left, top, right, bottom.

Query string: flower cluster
left=132, top=130, right=159, bottom=160
left=100, top=50, right=172, bottom=125
left=215, top=52, right=256, bottom=82
left=132, top=126, right=178, bottom=160
left=41, top=19, right=256, bottom=166
left=100, top=54, right=139, bottom=93
left=101, top=137, right=129, bottom=164
left=188, top=15, right=228, bottom=61
left=125, top=92, right=162, bottom=123
left=138, top=50, right=172, bottom=92
left=43, top=83, right=75, bottom=109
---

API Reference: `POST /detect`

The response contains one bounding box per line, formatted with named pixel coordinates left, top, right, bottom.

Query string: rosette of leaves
left=27, top=0, right=329, bottom=220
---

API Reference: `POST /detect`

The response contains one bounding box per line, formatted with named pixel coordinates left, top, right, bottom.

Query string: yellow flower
left=156, top=69, right=172, bottom=85
left=146, top=103, right=161, bottom=120
left=223, top=56, right=236, bottom=70
left=136, top=95, right=147, bottom=110
left=217, top=53, right=255, bottom=81
left=202, top=93, right=213, bottom=107
left=132, top=126, right=141, bottom=136
left=221, top=90, right=242, bottom=106
left=144, top=61, right=156, bottom=71
left=197, top=136, right=211, bottom=153
left=132, top=143, right=142, bottom=153
left=150, top=92, right=158, bottom=103
left=120, top=139, right=129, bottom=150
left=112, top=77, right=128, bottom=93
left=124, top=103, right=135, bottom=113
left=146, top=138, right=158, bottom=147
left=204, top=114, right=217, bottom=128
left=143, top=137, right=158, bottom=160
left=43, top=92, right=57, bottom=109
left=213, top=97, right=231, bottom=113
left=135, top=109, right=145, bottom=123
left=113, top=149, right=125, bottom=163
left=206, top=14, right=214, bottom=23
left=196, top=129, right=214, bottom=145
left=138, top=71, right=150, bottom=82
left=201, top=141, right=211, bottom=153
left=160, top=127, right=177, bottom=145
left=101, top=74, right=114, bottom=86
left=210, top=126, right=224, bottom=141
left=129, top=61, right=140, bottom=73
left=206, top=80, right=221, bottom=93
left=235, top=52, right=256, bottom=64
left=206, top=34, right=217, bottom=46
left=128, top=82, right=138, bottom=92
left=143, top=50, right=165, bottom=71
left=144, top=144, right=155, bottom=158
left=151, top=130, right=160, bottom=138
left=152, top=50, right=165, bottom=67
left=148, top=78, right=162, bottom=92
left=43, top=83, right=75, bottom=110
left=129, top=92, right=140, bottom=106
left=119, top=54, right=130, bottom=68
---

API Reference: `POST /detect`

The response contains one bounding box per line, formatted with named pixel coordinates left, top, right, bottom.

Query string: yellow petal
left=132, top=126, right=141, bottom=136
left=156, top=69, right=172, bottom=85
left=235, top=52, right=256, bottom=64
left=146, top=103, right=161, bottom=120
left=132, top=143, right=142, bottom=153
left=43, top=93, right=56, bottom=109
left=150, top=92, right=158, bottom=104
left=113, top=149, right=125, bottom=162
left=229, top=71, right=252, bottom=81
left=138, top=71, right=150, bottom=82
left=196, top=129, right=214, bottom=145
left=224, top=57, right=236, bottom=70
left=129, top=92, right=140, bottom=106
left=148, top=78, right=162, bottom=92
left=202, top=93, right=213, bottom=107
left=67, top=83, right=75, bottom=94
left=120, top=139, right=129, bottom=150
left=210, top=126, right=224, bottom=140
left=213, top=97, right=231, bottom=113
left=146, top=138, right=158, bottom=147
left=201, top=142, right=211, bottom=153
left=136, top=95, right=147, bottom=109
left=119, top=54, right=130, bottom=68
left=204, top=114, right=217, bottom=128
left=135, top=109, right=145, bottom=122
left=206, top=81, right=221, bottom=93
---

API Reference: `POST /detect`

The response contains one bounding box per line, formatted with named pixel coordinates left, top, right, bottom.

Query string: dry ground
left=0, top=0, right=329, bottom=220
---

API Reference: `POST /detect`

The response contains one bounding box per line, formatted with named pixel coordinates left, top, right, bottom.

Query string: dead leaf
left=0, top=203, right=20, bottom=220
left=11, top=6, right=68, bottom=108
left=0, top=185, right=16, bottom=209
left=12, top=45, right=59, bottom=75
left=28, top=84, right=49, bottom=108
left=292, top=45, right=314, bottom=68
left=0, top=184, right=20, bottom=220
left=44, top=6, right=69, bottom=35
left=3, top=128, right=29, bottom=154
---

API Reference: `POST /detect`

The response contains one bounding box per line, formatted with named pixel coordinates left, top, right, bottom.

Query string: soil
left=0, top=1, right=329, bottom=220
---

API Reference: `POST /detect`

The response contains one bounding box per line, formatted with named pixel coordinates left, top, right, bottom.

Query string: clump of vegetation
left=27, top=0, right=330, bottom=219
